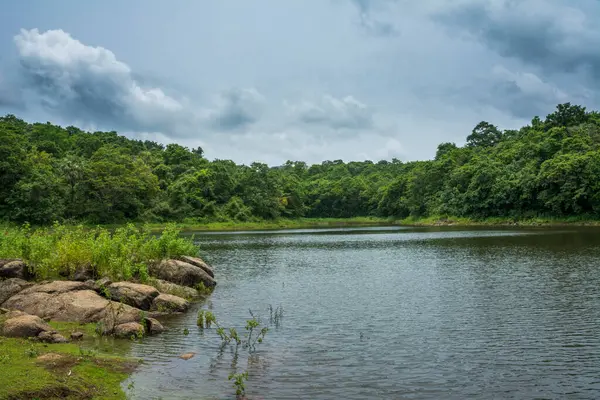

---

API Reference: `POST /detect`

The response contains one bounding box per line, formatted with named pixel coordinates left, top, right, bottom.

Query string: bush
left=0, top=222, right=198, bottom=281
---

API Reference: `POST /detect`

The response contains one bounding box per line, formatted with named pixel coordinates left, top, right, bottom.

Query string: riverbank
left=140, top=215, right=600, bottom=232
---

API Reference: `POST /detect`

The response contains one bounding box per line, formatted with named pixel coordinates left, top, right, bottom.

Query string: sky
left=0, top=0, right=599, bottom=165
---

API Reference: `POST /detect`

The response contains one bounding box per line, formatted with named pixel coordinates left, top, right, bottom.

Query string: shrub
left=0, top=222, right=199, bottom=281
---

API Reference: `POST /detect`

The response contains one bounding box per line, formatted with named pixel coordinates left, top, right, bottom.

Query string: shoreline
left=140, top=216, right=600, bottom=232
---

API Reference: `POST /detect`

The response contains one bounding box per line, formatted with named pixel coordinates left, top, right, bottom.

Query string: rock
left=0, top=260, right=30, bottom=280
left=151, top=293, right=189, bottom=313
left=70, top=331, right=84, bottom=340
left=150, top=260, right=216, bottom=289
left=179, top=256, right=215, bottom=278
left=73, top=265, right=96, bottom=282
left=106, top=282, right=159, bottom=310
left=18, top=280, right=93, bottom=295
left=38, top=331, right=69, bottom=344
left=3, top=284, right=143, bottom=325
left=179, top=352, right=195, bottom=360
left=151, top=279, right=198, bottom=299
left=1, top=314, right=51, bottom=338
left=3, top=288, right=109, bottom=323
left=113, top=322, right=145, bottom=338
left=97, top=302, right=144, bottom=334
left=0, top=278, right=34, bottom=306
left=145, top=318, right=164, bottom=335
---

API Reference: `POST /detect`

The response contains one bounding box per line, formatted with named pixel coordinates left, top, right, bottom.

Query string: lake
left=124, top=226, right=600, bottom=399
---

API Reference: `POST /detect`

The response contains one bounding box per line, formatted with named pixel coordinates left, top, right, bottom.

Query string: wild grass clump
left=0, top=222, right=198, bottom=281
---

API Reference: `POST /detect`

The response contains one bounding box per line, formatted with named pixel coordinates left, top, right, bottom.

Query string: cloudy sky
left=0, top=0, right=598, bottom=165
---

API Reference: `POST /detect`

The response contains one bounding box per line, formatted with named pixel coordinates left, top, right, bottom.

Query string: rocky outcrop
left=106, top=282, right=159, bottom=311
left=114, top=322, right=145, bottom=338
left=0, top=278, right=34, bottom=305
left=151, top=293, right=189, bottom=313
left=179, top=256, right=215, bottom=278
left=150, top=259, right=216, bottom=289
left=2, top=281, right=143, bottom=326
left=0, top=260, right=30, bottom=280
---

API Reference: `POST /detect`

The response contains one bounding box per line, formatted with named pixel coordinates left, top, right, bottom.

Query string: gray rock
left=0, top=260, right=30, bottom=280
left=113, top=322, right=145, bottom=338
left=38, top=331, right=69, bottom=344
left=150, top=279, right=198, bottom=299
left=179, top=256, right=215, bottom=278
left=106, top=282, right=159, bottom=310
left=1, top=314, right=52, bottom=338
left=145, top=317, right=165, bottom=335
left=150, top=260, right=216, bottom=289
left=0, top=278, right=34, bottom=306
left=151, top=293, right=189, bottom=313
left=70, top=331, right=84, bottom=340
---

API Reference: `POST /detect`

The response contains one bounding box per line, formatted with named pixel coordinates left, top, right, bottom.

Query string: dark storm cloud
left=207, top=88, right=265, bottom=131
left=435, top=0, right=600, bottom=79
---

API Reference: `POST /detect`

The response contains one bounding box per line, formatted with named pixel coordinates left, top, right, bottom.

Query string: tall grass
left=0, top=223, right=198, bottom=281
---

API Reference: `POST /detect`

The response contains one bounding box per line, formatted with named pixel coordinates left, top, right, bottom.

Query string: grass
left=129, top=215, right=600, bottom=233
left=397, top=215, right=600, bottom=227
left=0, top=336, right=137, bottom=400
left=0, top=222, right=198, bottom=281
left=142, top=216, right=396, bottom=232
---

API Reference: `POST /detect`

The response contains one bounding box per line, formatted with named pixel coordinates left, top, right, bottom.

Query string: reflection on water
left=125, top=226, right=600, bottom=399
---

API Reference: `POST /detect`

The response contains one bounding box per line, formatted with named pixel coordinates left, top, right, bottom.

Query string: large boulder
left=1, top=314, right=51, bottom=338
left=106, top=282, right=159, bottom=311
left=0, top=278, right=34, bottom=306
left=19, top=280, right=93, bottom=294
left=151, top=293, right=189, bottom=313
left=113, top=322, right=145, bottom=339
left=179, top=256, right=215, bottom=278
left=0, top=260, right=30, bottom=280
left=2, top=281, right=143, bottom=325
left=150, top=279, right=198, bottom=299
left=150, top=260, right=216, bottom=289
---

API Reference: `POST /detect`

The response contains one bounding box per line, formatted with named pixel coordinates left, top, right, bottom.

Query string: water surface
left=125, top=226, right=600, bottom=399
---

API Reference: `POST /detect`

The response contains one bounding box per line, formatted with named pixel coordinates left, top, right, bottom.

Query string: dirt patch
left=5, top=385, right=84, bottom=400
left=36, top=353, right=78, bottom=372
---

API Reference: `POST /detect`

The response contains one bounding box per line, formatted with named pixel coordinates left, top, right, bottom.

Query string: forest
left=1, top=102, right=600, bottom=226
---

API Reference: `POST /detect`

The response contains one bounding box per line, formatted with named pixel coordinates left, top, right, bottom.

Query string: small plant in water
left=183, top=328, right=190, bottom=336
left=196, top=310, right=216, bottom=329
left=228, top=371, right=249, bottom=398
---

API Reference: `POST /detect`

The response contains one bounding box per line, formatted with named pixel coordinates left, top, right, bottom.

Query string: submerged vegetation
left=0, top=223, right=197, bottom=281
left=3, top=102, right=600, bottom=227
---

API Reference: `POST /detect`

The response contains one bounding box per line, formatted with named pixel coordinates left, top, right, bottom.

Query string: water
left=125, top=226, right=600, bottom=399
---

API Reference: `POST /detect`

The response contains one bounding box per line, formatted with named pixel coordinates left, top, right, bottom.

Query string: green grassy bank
left=139, top=215, right=600, bottom=232
left=0, top=321, right=137, bottom=400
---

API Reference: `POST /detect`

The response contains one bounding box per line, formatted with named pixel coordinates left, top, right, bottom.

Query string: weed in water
left=228, top=371, right=249, bottom=398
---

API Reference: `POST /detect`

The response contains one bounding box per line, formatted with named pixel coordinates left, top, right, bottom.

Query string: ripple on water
left=125, top=227, right=600, bottom=400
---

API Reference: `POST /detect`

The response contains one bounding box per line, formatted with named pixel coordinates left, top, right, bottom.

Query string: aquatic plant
left=228, top=371, right=249, bottom=398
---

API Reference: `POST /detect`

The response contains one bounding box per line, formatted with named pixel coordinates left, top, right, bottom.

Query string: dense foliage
left=0, top=223, right=197, bottom=281
left=2, top=102, right=600, bottom=224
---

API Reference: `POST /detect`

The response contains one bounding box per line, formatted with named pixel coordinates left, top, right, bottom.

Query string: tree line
left=1, top=102, right=600, bottom=225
